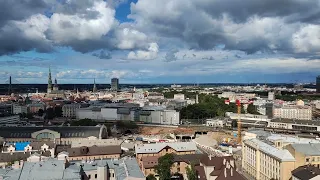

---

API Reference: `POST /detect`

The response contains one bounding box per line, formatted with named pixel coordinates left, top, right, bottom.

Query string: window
left=88, top=175, right=91, bottom=179
left=95, top=174, right=97, bottom=178
left=177, top=167, right=180, bottom=172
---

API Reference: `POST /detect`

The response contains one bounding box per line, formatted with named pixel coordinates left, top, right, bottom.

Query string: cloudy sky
left=0, top=0, right=319, bottom=84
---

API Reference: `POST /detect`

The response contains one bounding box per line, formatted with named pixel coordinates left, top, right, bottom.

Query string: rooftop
left=135, top=142, right=197, bottom=154
left=244, top=138, right=295, bottom=162
left=290, top=143, right=320, bottom=156
left=292, top=165, right=320, bottom=180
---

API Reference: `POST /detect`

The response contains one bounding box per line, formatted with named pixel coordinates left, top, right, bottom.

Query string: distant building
left=139, top=107, right=180, bottom=125
left=268, top=91, right=275, bottom=101
left=174, top=94, right=185, bottom=100
left=63, top=145, right=121, bottom=161
left=62, top=104, right=89, bottom=118
left=206, top=118, right=225, bottom=128
left=317, top=75, right=320, bottom=93
left=265, top=103, right=274, bottom=119
left=27, top=103, right=45, bottom=114
left=268, top=119, right=320, bottom=131
left=273, top=105, right=312, bottom=120
left=12, top=104, right=28, bottom=114
left=111, top=78, right=119, bottom=91
left=0, top=115, right=20, bottom=124
left=286, top=143, right=320, bottom=169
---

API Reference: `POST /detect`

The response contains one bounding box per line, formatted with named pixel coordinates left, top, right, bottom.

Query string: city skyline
left=0, top=0, right=320, bottom=84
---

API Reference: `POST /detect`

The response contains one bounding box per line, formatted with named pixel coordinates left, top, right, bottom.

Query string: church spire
left=93, top=78, right=97, bottom=92
left=53, top=78, right=59, bottom=91
left=47, top=67, right=53, bottom=93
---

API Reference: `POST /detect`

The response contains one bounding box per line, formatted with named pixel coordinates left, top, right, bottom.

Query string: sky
left=0, top=0, right=319, bottom=84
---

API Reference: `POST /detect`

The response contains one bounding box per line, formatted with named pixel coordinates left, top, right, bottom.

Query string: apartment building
left=64, top=145, right=121, bottom=161
left=242, top=138, right=295, bottom=180
left=273, top=105, right=312, bottom=120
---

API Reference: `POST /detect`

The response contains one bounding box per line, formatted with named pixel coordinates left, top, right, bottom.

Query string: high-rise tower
left=47, top=67, right=53, bottom=93
left=317, top=75, right=320, bottom=93
left=93, top=78, right=97, bottom=92
left=111, top=78, right=119, bottom=91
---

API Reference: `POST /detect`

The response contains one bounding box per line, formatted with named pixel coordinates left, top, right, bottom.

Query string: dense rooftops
left=135, top=142, right=197, bottom=154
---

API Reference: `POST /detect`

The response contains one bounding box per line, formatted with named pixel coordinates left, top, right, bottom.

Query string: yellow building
left=242, top=138, right=295, bottom=180
left=285, top=143, right=320, bottom=169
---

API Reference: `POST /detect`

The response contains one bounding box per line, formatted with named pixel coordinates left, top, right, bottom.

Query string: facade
left=268, top=119, right=320, bottom=131
left=12, top=104, right=28, bottom=114
left=242, top=138, right=295, bottom=180
left=111, top=78, right=119, bottom=91
left=273, top=105, right=312, bottom=120
left=0, top=125, right=108, bottom=144
left=268, top=91, right=275, bottom=101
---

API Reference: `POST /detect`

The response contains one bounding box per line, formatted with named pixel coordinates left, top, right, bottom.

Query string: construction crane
left=236, top=99, right=242, bottom=144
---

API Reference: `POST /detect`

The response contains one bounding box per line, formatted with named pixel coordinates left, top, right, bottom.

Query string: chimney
left=224, top=168, right=227, bottom=178
left=209, top=155, right=212, bottom=160
left=231, top=167, right=233, bottom=176
left=230, top=159, right=234, bottom=167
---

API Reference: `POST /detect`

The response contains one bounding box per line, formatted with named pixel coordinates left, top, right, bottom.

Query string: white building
left=268, top=119, right=320, bottom=131
left=173, top=94, right=185, bottom=100
left=206, top=119, right=225, bottom=128
left=12, top=104, right=28, bottom=115
left=139, top=108, right=180, bottom=125
left=273, top=105, right=312, bottom=120
left=268, top=92, right=275, bottom=101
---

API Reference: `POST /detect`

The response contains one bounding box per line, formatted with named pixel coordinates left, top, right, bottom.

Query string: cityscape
left=0, top=0, right=320, bottom=180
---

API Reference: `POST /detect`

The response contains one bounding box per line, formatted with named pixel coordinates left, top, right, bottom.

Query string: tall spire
left=93, top=78, right=97, bottom=92
left=53, top=78, right=59, bottom=91
left=47, top=67, right=53, bottom=93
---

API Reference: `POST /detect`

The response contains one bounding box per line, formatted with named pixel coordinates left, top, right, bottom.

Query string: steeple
left=47, top=67, right=53, bottom=93
left=53, top=78, right=59, bottom=91
left=93, top=78, right=97, bottom=92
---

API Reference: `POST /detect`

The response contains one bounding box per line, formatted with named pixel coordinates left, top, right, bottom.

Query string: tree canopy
left=186, top=163, right=197, bottom=180
left=180, top=94, right=245, bottom=120
left=146, top=174, right=157, bottom=180
left=247, top=103, right=260, bottom=114
left=155, top=153, right=174, bottom=180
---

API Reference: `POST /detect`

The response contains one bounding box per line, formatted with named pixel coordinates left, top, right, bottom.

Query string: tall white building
left=268, top=92, right=275, bottom=101
left=12, top=104, right=27, bottom=114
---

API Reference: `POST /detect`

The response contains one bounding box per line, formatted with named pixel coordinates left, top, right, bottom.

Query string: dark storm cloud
left=194, top=0, right=319, bottom=23
left=92, top=50, right=112, bottom=59
left=0, top=0, right=51, bottom=27
left=0, top=24, right=53, bottom=55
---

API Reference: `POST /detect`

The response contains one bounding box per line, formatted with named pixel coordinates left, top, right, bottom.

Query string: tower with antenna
left=8, top=76, right=12, bottom=95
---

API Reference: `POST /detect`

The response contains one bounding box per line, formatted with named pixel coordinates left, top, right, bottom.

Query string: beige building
left=273, top=105, right=312, bottom=120
left=285, top=143, right=320, bottom=169
left=242, top=138, right=295, bottom=180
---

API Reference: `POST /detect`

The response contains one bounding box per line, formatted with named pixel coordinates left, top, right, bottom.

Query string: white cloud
left=127, top=42, right=159, bottom=60
left=116, top=28, right=149, bottom=49
left=48, top=0, right=115, bottom=43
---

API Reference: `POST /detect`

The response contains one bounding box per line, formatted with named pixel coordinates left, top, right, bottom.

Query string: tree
left=247, top=104, right=260, bottom=115
left=46, top=108, right=55, bottom=120
left=54, top=106, right=63, bottom=117
left=38, top=109, right=44, bottom=116
left=186, top=163, right=197, bottom=180
left=146, top=174, right=157, bottom=180
left=26, top=112, right=33, bottom=119
left=155, top=153, right=174, bottom=180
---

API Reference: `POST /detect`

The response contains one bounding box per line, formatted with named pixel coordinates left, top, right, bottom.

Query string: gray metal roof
left=291, top=143, right=320, bottom=156
left=244, top=138, right=295, bottom=162
left=0, top=126, right=104, bottom=138
left=0, top=159, right=81, bottom=180
left=135, top=142, right=197, bottom=154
